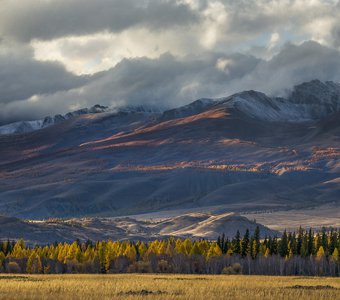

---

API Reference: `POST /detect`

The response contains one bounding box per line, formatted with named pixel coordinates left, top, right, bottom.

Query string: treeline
left=0, top=227, right=339, bottom=276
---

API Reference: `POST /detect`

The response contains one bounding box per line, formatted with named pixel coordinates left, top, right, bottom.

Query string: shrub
left=7, top=262, right=21, bottom=273
left=127, top=261, right=151, bottom=273
left=157, top=260, right=172, bottom=273
left=222, top=263, right=242, bottom=275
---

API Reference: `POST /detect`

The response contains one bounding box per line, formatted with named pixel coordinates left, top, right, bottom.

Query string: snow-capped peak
left=1, top=80, right=339, bottom=135
left=0, top=104, right=109, bottom=135
left=117, top=105, right=163, bottom=114
left=0, top=120, right=45, bottom=135
left=218, top=80, right=340, bottom=122
left=287, top=80, right=340, bottom=119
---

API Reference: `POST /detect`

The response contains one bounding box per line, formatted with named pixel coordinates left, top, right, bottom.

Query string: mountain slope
left=1, top=79, right=339, bottom=136
left=0, top=80, right=339, bottom=219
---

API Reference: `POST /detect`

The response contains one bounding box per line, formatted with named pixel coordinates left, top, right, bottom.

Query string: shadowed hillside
left=0, top=80, right=339, bottom=219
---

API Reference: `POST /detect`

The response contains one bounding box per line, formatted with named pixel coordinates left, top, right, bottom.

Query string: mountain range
left=0, top=80, right=339, bottom=229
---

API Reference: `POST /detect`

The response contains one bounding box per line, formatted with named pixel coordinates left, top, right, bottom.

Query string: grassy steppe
left=0, top=274, right=339, bottom=300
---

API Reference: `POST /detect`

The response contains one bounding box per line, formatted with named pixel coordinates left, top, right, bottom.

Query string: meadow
left=0, top=274, right=339, bottom=300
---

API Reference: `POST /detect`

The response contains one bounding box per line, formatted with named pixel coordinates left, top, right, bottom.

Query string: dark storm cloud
left=2, top=41, right=340, bottom=124
left=229, top=41, right=340, bottom=96
left=0, top=0, right=198, bottom=42
left=0, top=41, right=91, bottom=124
left=81, top=42, right=340, bottom=108
left=0, top=52, right=261, bottom=123
left=0, top=1, right=340, bottom=125
left=86, top=52, right=261, bottom=108
left=0, top=52, right=89, bottom=104
left=74, top=51, right=261, bottom=107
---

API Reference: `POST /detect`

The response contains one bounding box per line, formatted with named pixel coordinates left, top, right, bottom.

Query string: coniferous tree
left=253, top=226, right=261, bottom=256
left=0, top=228, right=339, bottom=276
left=279, top=230, right=289, bottom=257
left=249, top=236, right=254, bottom=258
left=216, top=234, right=229, bottom=254
left=271, top=236, right=278, bottom=255
left=223, top=238, right=230, bottom=254
left=217, top=236, right=221, bottom=250
left=308, top=228, right=314, bottom=256
left=232, top=230, right=241, bottom=255
left=288, top=232, right=297, bottom=255
left=300, top=235, right=308, bottom=258
left=315, top=232, right=321, bottom=250
left=329, top=229, right=338, bottom=256
left=241, top=229, right=250, bottom=257
left=296, top=227, right=303, bottom=255
left=321, top=227, right=328, bottom=254
left=267, top=236, right=273, bottom=254
left=220, top=233, right=225, bottom=253
left=263, top=236, right=268, bottom=249
left=251, top=239, right=257, bottom=259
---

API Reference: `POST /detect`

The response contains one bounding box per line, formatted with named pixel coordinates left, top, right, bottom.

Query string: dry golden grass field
left=0, top=274, right=339, bottom=300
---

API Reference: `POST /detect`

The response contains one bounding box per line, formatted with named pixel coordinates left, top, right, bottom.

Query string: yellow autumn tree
left=165, top=241, right=175, bottom=257
left=206, top=243, right=222, bottom=259
left=0, top=251, right=5, bottom=272
left=57, top=243, right=69, bottom=263
left=123, top=243, right=137, bottom=262
left=332, top=248, right=339, bottom=262
left=11, top=240, right=26, bottom=259
left=26, top=252, right=42, bottom=274
left=264, top=248, right=270, bottom=257
left=105, top=240, right=118, bottom=270
left=316, top=246, right=325, bottom=260
left=66, top=241, right=81, bottom=262
left=174, top=239, right=183, bottom=255
left=137, top=242, right=147, bottom=260
left=146, top=240, right=159, bottom=257
left=198, top=240, right=210, bottom=256
left=189, top=242, right=202, bottom=256
left=182, top=239, right=193, bottom=256
left=157, top=240, right=167, bottom=255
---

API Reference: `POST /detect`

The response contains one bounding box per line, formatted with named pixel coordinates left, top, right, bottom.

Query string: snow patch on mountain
left=161, top=98, right=216, bottom=120
left=0, top=104, right=164, bottom=135
left=219, top=80, right=340, bottom=121
left=220, top=91, right=313, bottom=121
left=118, top=105, right=163, bottom=114
left=1, top=80, right=340, bottom=135
left=0, top=104, right=109, bottom=135
left=0, top=120, right=44, bottom=135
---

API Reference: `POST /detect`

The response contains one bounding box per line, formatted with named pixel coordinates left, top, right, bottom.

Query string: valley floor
left=0, top=274, right=339, bottom=300
left=243, top=204, right=340, bottom=231
left=131, top=203, right=340, bottom=232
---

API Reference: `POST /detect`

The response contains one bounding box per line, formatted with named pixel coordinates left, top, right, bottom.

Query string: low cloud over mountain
left=0, top=1, right=339, bottom=124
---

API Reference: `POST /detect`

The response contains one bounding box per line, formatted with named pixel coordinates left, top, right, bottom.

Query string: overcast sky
left=0, top=0, right=340, bottom=124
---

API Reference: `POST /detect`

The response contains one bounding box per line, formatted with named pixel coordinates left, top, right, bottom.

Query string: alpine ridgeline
left=0, top=80, right=339, bottom=219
